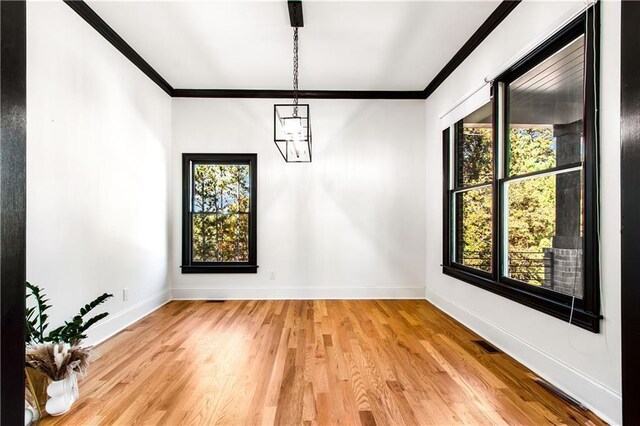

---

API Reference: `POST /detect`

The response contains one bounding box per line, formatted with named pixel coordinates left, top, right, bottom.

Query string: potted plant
left=25, top=282, right=113, bottom=417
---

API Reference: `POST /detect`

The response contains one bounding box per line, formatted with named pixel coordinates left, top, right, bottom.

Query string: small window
left=442, top=6, right=600, bottom=332
left=182, top=154, right=257, bottom=273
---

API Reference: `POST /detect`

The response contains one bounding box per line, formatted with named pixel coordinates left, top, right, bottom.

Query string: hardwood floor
left=41, top=300, right=605, bottom=425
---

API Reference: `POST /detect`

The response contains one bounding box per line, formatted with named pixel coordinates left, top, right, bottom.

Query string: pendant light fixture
left=274, top=1, right=312, bottom=163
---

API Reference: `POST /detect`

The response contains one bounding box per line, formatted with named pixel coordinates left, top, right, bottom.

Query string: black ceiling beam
left=422, top=0, right=521, bottom=98
left=64, top=0, right=173, bottom=96
left=288, top=0, right=304, bottom=28
left=173, top=89, right=424, bottom=100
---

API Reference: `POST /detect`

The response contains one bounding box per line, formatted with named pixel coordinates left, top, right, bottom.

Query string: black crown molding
left=422, top=0, right=521, bottom=97
left=172, top=89, right=425, bottom=100
left=64, top=0, right=519, bottom=100
left=64, top=0, right=173, bottom=96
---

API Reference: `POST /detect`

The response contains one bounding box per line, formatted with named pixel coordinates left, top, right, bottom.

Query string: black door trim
left=0, top=0, right=27, bottom=423
left=621, top=1, right=640, bottom=423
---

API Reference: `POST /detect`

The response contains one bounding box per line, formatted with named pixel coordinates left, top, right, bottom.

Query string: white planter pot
left=45, top=373, right=78, bottom=416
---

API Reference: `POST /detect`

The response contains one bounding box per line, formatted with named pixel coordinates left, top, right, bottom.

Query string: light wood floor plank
left=41, top=300, right=606, bottom=425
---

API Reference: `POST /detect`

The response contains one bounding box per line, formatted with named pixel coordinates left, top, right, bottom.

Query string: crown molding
left=422, top=0, right=521, bottom=98
left=64, top=0, right=519, bottom=100
left=173, top=89, right=425, bottom=99
left=64, top=0, right=173, bottom=96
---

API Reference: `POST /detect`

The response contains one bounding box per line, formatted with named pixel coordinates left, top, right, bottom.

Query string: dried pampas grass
left=26, top=343, right=91, bottom=381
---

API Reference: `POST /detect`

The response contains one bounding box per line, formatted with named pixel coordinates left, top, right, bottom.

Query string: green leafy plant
left=26, top=282, right=51, bottom=344
left=25, top=283, right=113, bottom=346
left=47, top=293, right=113, bottom=345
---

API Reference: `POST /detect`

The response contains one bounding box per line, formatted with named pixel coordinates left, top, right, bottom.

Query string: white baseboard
left=84, top=286, right=420, bottom=347
left=84, top=289, right=171, bottom=347
left=428, top=291, right=622, bottom=426
left=171, top=286, right=424, bottom=300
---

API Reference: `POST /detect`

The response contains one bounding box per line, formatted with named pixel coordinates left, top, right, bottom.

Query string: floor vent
left=205, top=300, right=225, bottom=303
left=472, top=340, right=501, bottom=354
left=534, top=378, right=587, bottom=411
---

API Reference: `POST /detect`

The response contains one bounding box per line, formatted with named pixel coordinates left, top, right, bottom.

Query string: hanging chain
left=292, top=27, right=299, bottom=116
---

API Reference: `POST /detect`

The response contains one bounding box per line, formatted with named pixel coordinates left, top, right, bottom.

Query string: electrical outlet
left=123, top=288, right=129, bottom=301
left=269, top=271, right=276, bottom=280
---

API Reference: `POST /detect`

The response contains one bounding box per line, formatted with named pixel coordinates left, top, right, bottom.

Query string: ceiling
left=86, top=0, right=501, bottom=91
left=509, top=35, right=584, bottom=125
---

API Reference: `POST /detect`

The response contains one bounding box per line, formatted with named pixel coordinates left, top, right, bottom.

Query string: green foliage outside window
left=192, top=164, right=250, bottom=262
left=507, top=128, right=556, bottom=252
left=459, top=127, right=493, bottom=186
left=458, top=127, right=559, bottom=285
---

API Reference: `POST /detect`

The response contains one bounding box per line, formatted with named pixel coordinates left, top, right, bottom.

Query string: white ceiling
left=86, top=0, right=501, bottom=91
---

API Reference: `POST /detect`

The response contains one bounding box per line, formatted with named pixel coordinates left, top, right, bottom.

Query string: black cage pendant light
left=274, top=2, right=311, bottom=163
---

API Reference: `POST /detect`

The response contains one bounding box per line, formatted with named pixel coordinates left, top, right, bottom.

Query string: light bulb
left=283, top=117, right=303, bottom=136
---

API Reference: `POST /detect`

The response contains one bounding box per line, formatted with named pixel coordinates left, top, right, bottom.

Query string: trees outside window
left=443, top=7, right=600, bottom=332
left=452, top=102, right=493, bottom=274
left=182, top=154, right=257, bottom=273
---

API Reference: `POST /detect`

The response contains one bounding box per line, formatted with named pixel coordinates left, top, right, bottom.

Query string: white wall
left=25, top=1, right=622, bottom=422
left=26, top=1, right=172, bottom=346
left=171, top=98, right=426, bottom=299
left=424, top=1, right=621, bottom=424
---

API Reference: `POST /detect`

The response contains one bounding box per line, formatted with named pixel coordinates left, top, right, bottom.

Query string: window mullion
left=190, top=161, right=195, bottom=214
left=496, top=82, right=506, bottom=182
left=496, top=82, right=507, bottom=279
left=449, top=127, right=455, bottom=190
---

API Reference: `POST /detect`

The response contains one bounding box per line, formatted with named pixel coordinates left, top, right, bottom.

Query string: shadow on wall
left=213, top=101, right=425, bottom=287
left=320, top=103, right=425, bottom=285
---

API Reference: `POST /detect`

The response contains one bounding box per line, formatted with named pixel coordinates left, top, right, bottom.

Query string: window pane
left=505, top=170, right=583, bottom=298
left=456, top=102, right=493, bottom=187
left=454, top=185, right=492, bottom=272
left=192, top=213, right=249, bottom=262
left=507, top=36, right=584, bottom=176
left=193, top=164, right=250, bottom=213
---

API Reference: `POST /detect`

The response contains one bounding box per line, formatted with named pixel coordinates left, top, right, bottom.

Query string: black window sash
left=181, top=153, right=258, bottom=274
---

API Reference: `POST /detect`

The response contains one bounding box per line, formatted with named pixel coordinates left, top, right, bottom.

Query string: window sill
left=442, top=265, right=601, bottom=333
left=181, top=265, right=258, bottom=274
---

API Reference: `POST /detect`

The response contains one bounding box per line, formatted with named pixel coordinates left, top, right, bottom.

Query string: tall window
left=182, top=154, right=257, bottom=273
left=452, top=102, right=493, bottom=274
left=504, top=35, right=585, bottom=296
left=443, top=7, right=600, bottom=332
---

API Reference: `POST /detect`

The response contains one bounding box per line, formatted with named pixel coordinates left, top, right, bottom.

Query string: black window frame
left=442, top=5, right=601, bottom=333
left=181, top=153, right=258, bottom=274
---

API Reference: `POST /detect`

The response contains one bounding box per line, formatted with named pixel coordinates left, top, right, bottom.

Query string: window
left=442, top=7, right=600, bottom=332
left=182, top=154, right=257, bottom=273
left=452, top=102, right=494, bottom=274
